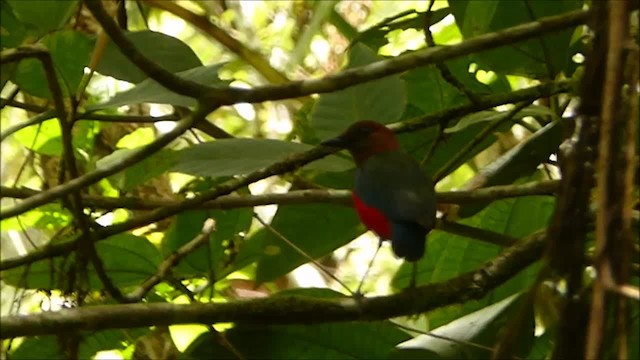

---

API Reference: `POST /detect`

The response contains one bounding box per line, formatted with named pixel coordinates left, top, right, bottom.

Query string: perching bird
left=323, top=120, right=437, bottom=292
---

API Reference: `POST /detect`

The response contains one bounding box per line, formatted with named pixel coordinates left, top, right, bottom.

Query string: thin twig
left=423, top=0, right=482, bottom=104
left=253, top=213, right=355, bottom=296
left=143, top=0, right=287, bottom=85
left=126, top=219, right=215, bottom=302
left=434, top=101, right=534, bottom=181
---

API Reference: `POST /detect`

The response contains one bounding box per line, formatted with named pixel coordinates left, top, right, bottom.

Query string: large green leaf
left=13, top=30, right=93, bottom=98
left=353, top=8, right=451, bottom=51
left=96, top=148, right=178, bottom=191
left=10, top=336, right=65, bottom=359
left=458, top=121, right=563, bottom=218
left=1, top=1, right=27, bottom=49
left=7, top=0, right=78, bottom=37
left=172, top=138, right=352, bottom=178
left=444, top=105, right=554, bottom=133
left=97, top=30, right=203, bottom=84
left=184, top=322, right=409, bottom=359
left=89, top=233, right=162, bottom=288
left=251, top=203, right=362, bottom=284
left=394, top=194, right=554, bottom=287
left=310, top=44, right=407, bottom=140
left=392, top=193, right=553, bottom=328
left=163, top=209, right=252, bottom=277
left=13, top=118, right=62, bottom=156
left=394, top=294, right=534, bottom=359
left=449, top=0, right=582, bottom=78
left=1, top=233, right=161, bottom=290
left=404, top=56, right=508, bottom=115
left=90, top=64, right=227, bottom=109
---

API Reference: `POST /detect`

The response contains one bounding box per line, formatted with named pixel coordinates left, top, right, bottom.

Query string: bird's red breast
left=352, top=192, right=391, bottom=239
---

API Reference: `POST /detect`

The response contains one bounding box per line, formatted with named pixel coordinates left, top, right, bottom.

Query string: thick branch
left=224, top=9, right=588, bottom=105
left=85, top=0, right=587, bottom=106
left=143, top=0, right=288, bottom=84
left=0, top=104, right=215, bottom=220
left=0, top=229, right=546, bottom=339
left=0, top=180, right=559, bottom=210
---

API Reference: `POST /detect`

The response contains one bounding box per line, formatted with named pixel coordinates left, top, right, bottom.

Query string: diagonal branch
left=0, top=103, right=216, bottom=221
left=124, top=218, right=216, bottom=303
left=0, top=229, right=546, bottom=339
left=85, top=0, right=588, bottom=106
left=142, top=0, right=288, bottom=84
left=0, top=180, right=559, bottom=210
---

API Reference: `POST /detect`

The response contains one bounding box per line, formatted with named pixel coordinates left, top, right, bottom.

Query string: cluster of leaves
left=0, top=1, right=637, bottom=359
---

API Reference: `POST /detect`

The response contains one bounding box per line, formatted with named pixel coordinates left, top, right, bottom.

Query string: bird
left=322, top=120, right=437, bottom=293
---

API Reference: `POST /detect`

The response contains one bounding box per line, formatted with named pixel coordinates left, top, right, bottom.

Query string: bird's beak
left=320, top=136, right=347, bottom=148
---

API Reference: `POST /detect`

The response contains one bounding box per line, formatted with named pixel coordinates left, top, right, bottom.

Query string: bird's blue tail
left=390, top=222, right=426, bottom=262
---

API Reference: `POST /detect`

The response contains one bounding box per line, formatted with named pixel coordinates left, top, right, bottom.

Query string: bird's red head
left=322, top=120, right=400, bottom=165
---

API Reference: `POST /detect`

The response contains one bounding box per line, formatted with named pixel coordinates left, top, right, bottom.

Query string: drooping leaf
left=458, top=121, right=563, bottom=217
left=393, top=191, right=553, bottom=328
left=96, top=148, right=178, bottom=191
left=10, top=336, right=65, bottom=360
left=184, top=322, right=409, bottom=359
left=252, top=203, right=362, bottom=284
left=89, top=233, right=162, bottom=288
left=97, top=30, right=203, bottom=84
left=172, top=138, right=352, bottom=178
left=444, top=105, right=554, bottom=133
left=13, top=30, right=94, bottom=98
left=90, top=64, right=228, bottom=109
left=395, top=294, right=534, bottom=359
left=0, top=1, right=27, bottom=49
left=7, top=0, right=78, bottom=37
left=354, top=8, right=451, bottom=51
left=310, top=43, right=407, bottom=140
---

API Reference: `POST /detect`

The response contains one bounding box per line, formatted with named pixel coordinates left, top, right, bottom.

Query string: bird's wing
left=354, top=152, right=436, bottom=230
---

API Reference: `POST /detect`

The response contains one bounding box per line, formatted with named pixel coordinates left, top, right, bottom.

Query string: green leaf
left=449, top=0, right=582, bottom=78
left=1, top=233, right=160, bottom=290
left=13, top=118, right=62, bottom=156
left=163, top=209, right=252, bottom=277
left=458, top=122, right=563, bottom=217
left=7, top=0, right=78, bottom=37
left=90, top=64, right=228, bottom=109
left=96, top=148, right=177, bottom=191
left=1, top=1, right=27, bottom=48
left=97, top=30, right=203, bottom=84
left=444, top=105, right=554, bottom=133
left=252, top=203, right=362, bottom=284
left=404, top=56, right=509, bottom=115
left=10, top=336, right=65, bottom=359
left=184, top=322, right=409, bottom=359
left=14, top=30, right=94, bottom=98
left=354, top=8, right=451, bottom=51
left=460, top=1, right=498, bottom=37
left=395, top=294, right=532, bottom=359
left=90, top=233, right=162, bottom=288
left=392, top=192, right=553, bottom=329
left=395, top=194, right=553, bottom=288
left=172, top=139, right=352, bottom=178
left=310, top=44, right=407, bottom=140
left=0, top=203, right=71, bottom=232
